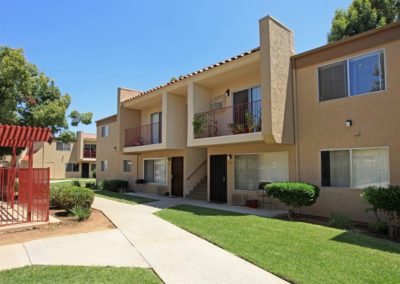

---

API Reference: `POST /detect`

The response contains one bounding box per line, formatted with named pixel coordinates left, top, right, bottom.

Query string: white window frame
left=56, top=141, right=71, bottom=151
left=233, top=151, right=289, bottom=191
left=317, top=49, right=386, bottom=102
left=143, top=158, right=167, bottom=185
left=123, top=160, right=132, bottom=172
left=100, top=160, right=108, bottom=172
left=101, top=125, right=109, bottom=137
left=319, top=146, right=390, bottom=189
left=65, top=162, right=79, bottom=172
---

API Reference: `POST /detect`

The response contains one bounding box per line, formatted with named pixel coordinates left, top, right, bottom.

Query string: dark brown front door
left=81, top=163, right=89, bottom=178
left=171, top=157, right=184, bottom=197
left=210, top=155, right=227, bottom=203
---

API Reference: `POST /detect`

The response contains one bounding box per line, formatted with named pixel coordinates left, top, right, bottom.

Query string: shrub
left=362, top=186, right=400, bottom=240
left=368, top=221, right=388, bottom=235
left=70, top=206, right=91, bottom=221
left=102, top=180, right=129, bottom=192
left=92, top=169, right=96, bottom=178
left=72, top=180, right=81, bottom=187
left=328, top=212, right=352, bottom=229
left=265, top=182, right=319, bottom=220
left=50, top=186, right=94, bottom=211
left=85, top=182, right=98, bottom=190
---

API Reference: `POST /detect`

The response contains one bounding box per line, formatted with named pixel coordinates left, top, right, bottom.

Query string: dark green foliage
left=368, top=221, right=389, bottom=235
left=72, top=180, right=81, bottom=187
left=0, top=46, right=92, bottom=155
left=50, top=186, right=94, bottom=211
left=362, top=185, right=400, bottom=239
left=85, top=182, right=98, bottom=190
left=265, top=182, right=319, bottom=219
left=329, top=212, right=353, bottom=229
left=102, top=179, right=129, bottom=192
left=70, top=206, right=92, bottom=221
left=92, top=169, right=96, bottom=178
left=328, top=0, right=400, bottom=42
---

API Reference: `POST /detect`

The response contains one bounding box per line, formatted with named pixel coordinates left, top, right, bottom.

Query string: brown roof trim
left=293, top=21, right=400, bottom=60
left=122, top=47, right=260, bottom=103
left=96, top=114, right=117, bottom=125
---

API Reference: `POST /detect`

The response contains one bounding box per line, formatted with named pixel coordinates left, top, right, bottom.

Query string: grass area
left=50, top=178, right=95, bottom=188
left=0, top=266, right=161, bottom=284
left=156, top=204, right=400, bottom=284
left=95, top=190, right=157, bottom=205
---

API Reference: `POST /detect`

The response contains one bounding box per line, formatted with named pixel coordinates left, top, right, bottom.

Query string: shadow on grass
left=165, top=204, right=248, bottom=217
left=331, top=231, right=400, bottom=254
left=95, top=190, right=158, bottom=205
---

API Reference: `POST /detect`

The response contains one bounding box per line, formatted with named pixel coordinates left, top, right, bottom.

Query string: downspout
left=291, top=57, right=300, bottom=181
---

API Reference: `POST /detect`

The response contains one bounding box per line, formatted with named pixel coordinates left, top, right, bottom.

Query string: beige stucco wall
left=96, top=118, right=137, bottom=187
left=294, top=32, right=400, bottom=222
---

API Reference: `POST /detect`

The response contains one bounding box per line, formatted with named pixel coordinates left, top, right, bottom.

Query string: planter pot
left=246, top=199, right=258, bottom=208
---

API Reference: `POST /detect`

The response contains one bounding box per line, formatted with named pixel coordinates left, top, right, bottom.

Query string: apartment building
left=96, top=16, right=400, bottom=222
left=19, top=131, right=97, bottom=179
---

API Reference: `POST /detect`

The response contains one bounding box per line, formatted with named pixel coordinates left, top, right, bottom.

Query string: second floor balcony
left=193, top=100, right=262, bottom=139
left=125, top=122, right=162, bottom=147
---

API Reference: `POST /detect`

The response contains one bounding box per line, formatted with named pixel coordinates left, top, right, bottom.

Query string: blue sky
left=1, top=0, right=351, bottom=133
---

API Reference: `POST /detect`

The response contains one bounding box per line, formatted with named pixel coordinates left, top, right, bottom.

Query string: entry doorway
left=81, top=163, right=89, bottom=178
left=210, top=155, right=227, bottom=203
left=171, top=157, right=184, bottom=197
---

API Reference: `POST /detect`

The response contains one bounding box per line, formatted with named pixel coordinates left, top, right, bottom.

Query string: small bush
left=102, top=179, right=129, bottom=192
left=72, top=180, right=81, bottom=187
left=85, top=182, right=98, bottom=190
left=70, top=206, right=91, bottom=221
left=50, top=186, right=94, bottom=211
left=362, top=185, right=400, bottom=240
left=368, top=221, right=388, bottom=235
left=265, top=182, right=319, bottom=220
left=92, top=169, right=96, bottom=178
left=328, top=212, right=352, bottom=229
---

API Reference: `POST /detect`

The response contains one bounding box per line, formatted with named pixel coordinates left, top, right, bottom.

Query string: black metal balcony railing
left=83, top=150, right=96, bottom=158
left=125, top=122, right=162, bottom=147
left=193, top=100, right=261, bottom=139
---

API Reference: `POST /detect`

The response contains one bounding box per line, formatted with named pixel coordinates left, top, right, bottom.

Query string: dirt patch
left=0, top=209, right=115, bottom=246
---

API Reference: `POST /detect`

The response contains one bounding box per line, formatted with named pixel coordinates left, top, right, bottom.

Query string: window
left=232, top=86, right=262, bottom=128
left=318, top=50, right=385, bottom=101
left=234, top=152, right=289, bottom=191
left=101, top=160, right=108, bottom=172
left=91, top=164, right=96, bottom=171
left=321, top=148, right=389, bottom=188
left=123, top=160, right=132, bottom=172
left=144, top=159, right=166, bottom=184
left=66, top=163, right=79, bottom=172
left=101, top=126, right=109, bottom=137
left=56, top=141, right=71, bottom=151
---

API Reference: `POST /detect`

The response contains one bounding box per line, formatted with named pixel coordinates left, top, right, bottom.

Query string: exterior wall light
left=225, top=89, right=230, bottom=97
left=345, top=120, right=352, bottom=127
left=227, top=154, right=233, bottom=160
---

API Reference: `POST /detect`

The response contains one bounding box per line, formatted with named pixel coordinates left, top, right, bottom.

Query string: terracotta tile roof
left=122, top=47, right=260, bottom=103
left=82, top=133, right=96, bottom=139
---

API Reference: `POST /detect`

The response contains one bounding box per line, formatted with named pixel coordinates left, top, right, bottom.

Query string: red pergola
left=0, top=125, right=52, bottom=226
left=0, top=125, right=52, bottom=167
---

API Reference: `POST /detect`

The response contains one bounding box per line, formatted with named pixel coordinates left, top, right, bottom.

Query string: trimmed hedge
left=50, top=186, right=94, bottom=211
left=102, top=179, right=129, bottom=192
left=265, top=182, right=319, bottom=219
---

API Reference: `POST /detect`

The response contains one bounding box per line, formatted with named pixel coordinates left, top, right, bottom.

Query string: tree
left=328, top=0, right=400, bottom=42
left=0, top=46, right=92, bottom=155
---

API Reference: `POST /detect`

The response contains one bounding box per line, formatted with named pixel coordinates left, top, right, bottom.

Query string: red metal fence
left=125, top=122, right=162, bottom=147
left=194, top=100, right=262, bottom=138
left=0, top=168, right=49, bottom=226
left=83, top=149, right=96, bottom=158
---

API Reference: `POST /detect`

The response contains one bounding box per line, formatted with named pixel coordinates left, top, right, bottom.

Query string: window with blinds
left=318, top=50, right=385, bottom=101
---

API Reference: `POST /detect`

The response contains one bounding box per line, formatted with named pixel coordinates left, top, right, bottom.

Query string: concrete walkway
left=93, top=197, right=288, bottom=284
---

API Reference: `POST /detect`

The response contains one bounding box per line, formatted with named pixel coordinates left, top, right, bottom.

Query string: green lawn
left=156, top=204, right=400, bottom=284
left=0, top=266, right=161, bottom=284
left=95, top=190, right=157, bottom=205
left=50, top=178, right=96, bottom=188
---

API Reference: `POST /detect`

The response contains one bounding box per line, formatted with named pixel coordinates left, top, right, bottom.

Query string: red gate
left=0, top=125, right=52, bottom=227
left=0, top=168, right=50, bottom=226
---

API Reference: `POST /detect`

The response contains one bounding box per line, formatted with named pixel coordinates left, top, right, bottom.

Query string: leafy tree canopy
left=328, top=0, right=400, bottom=42
left=0, top=46, right=92, bottom=155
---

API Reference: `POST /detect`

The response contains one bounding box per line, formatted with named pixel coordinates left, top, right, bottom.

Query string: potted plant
left=193, top=113, right=207, bottom=136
